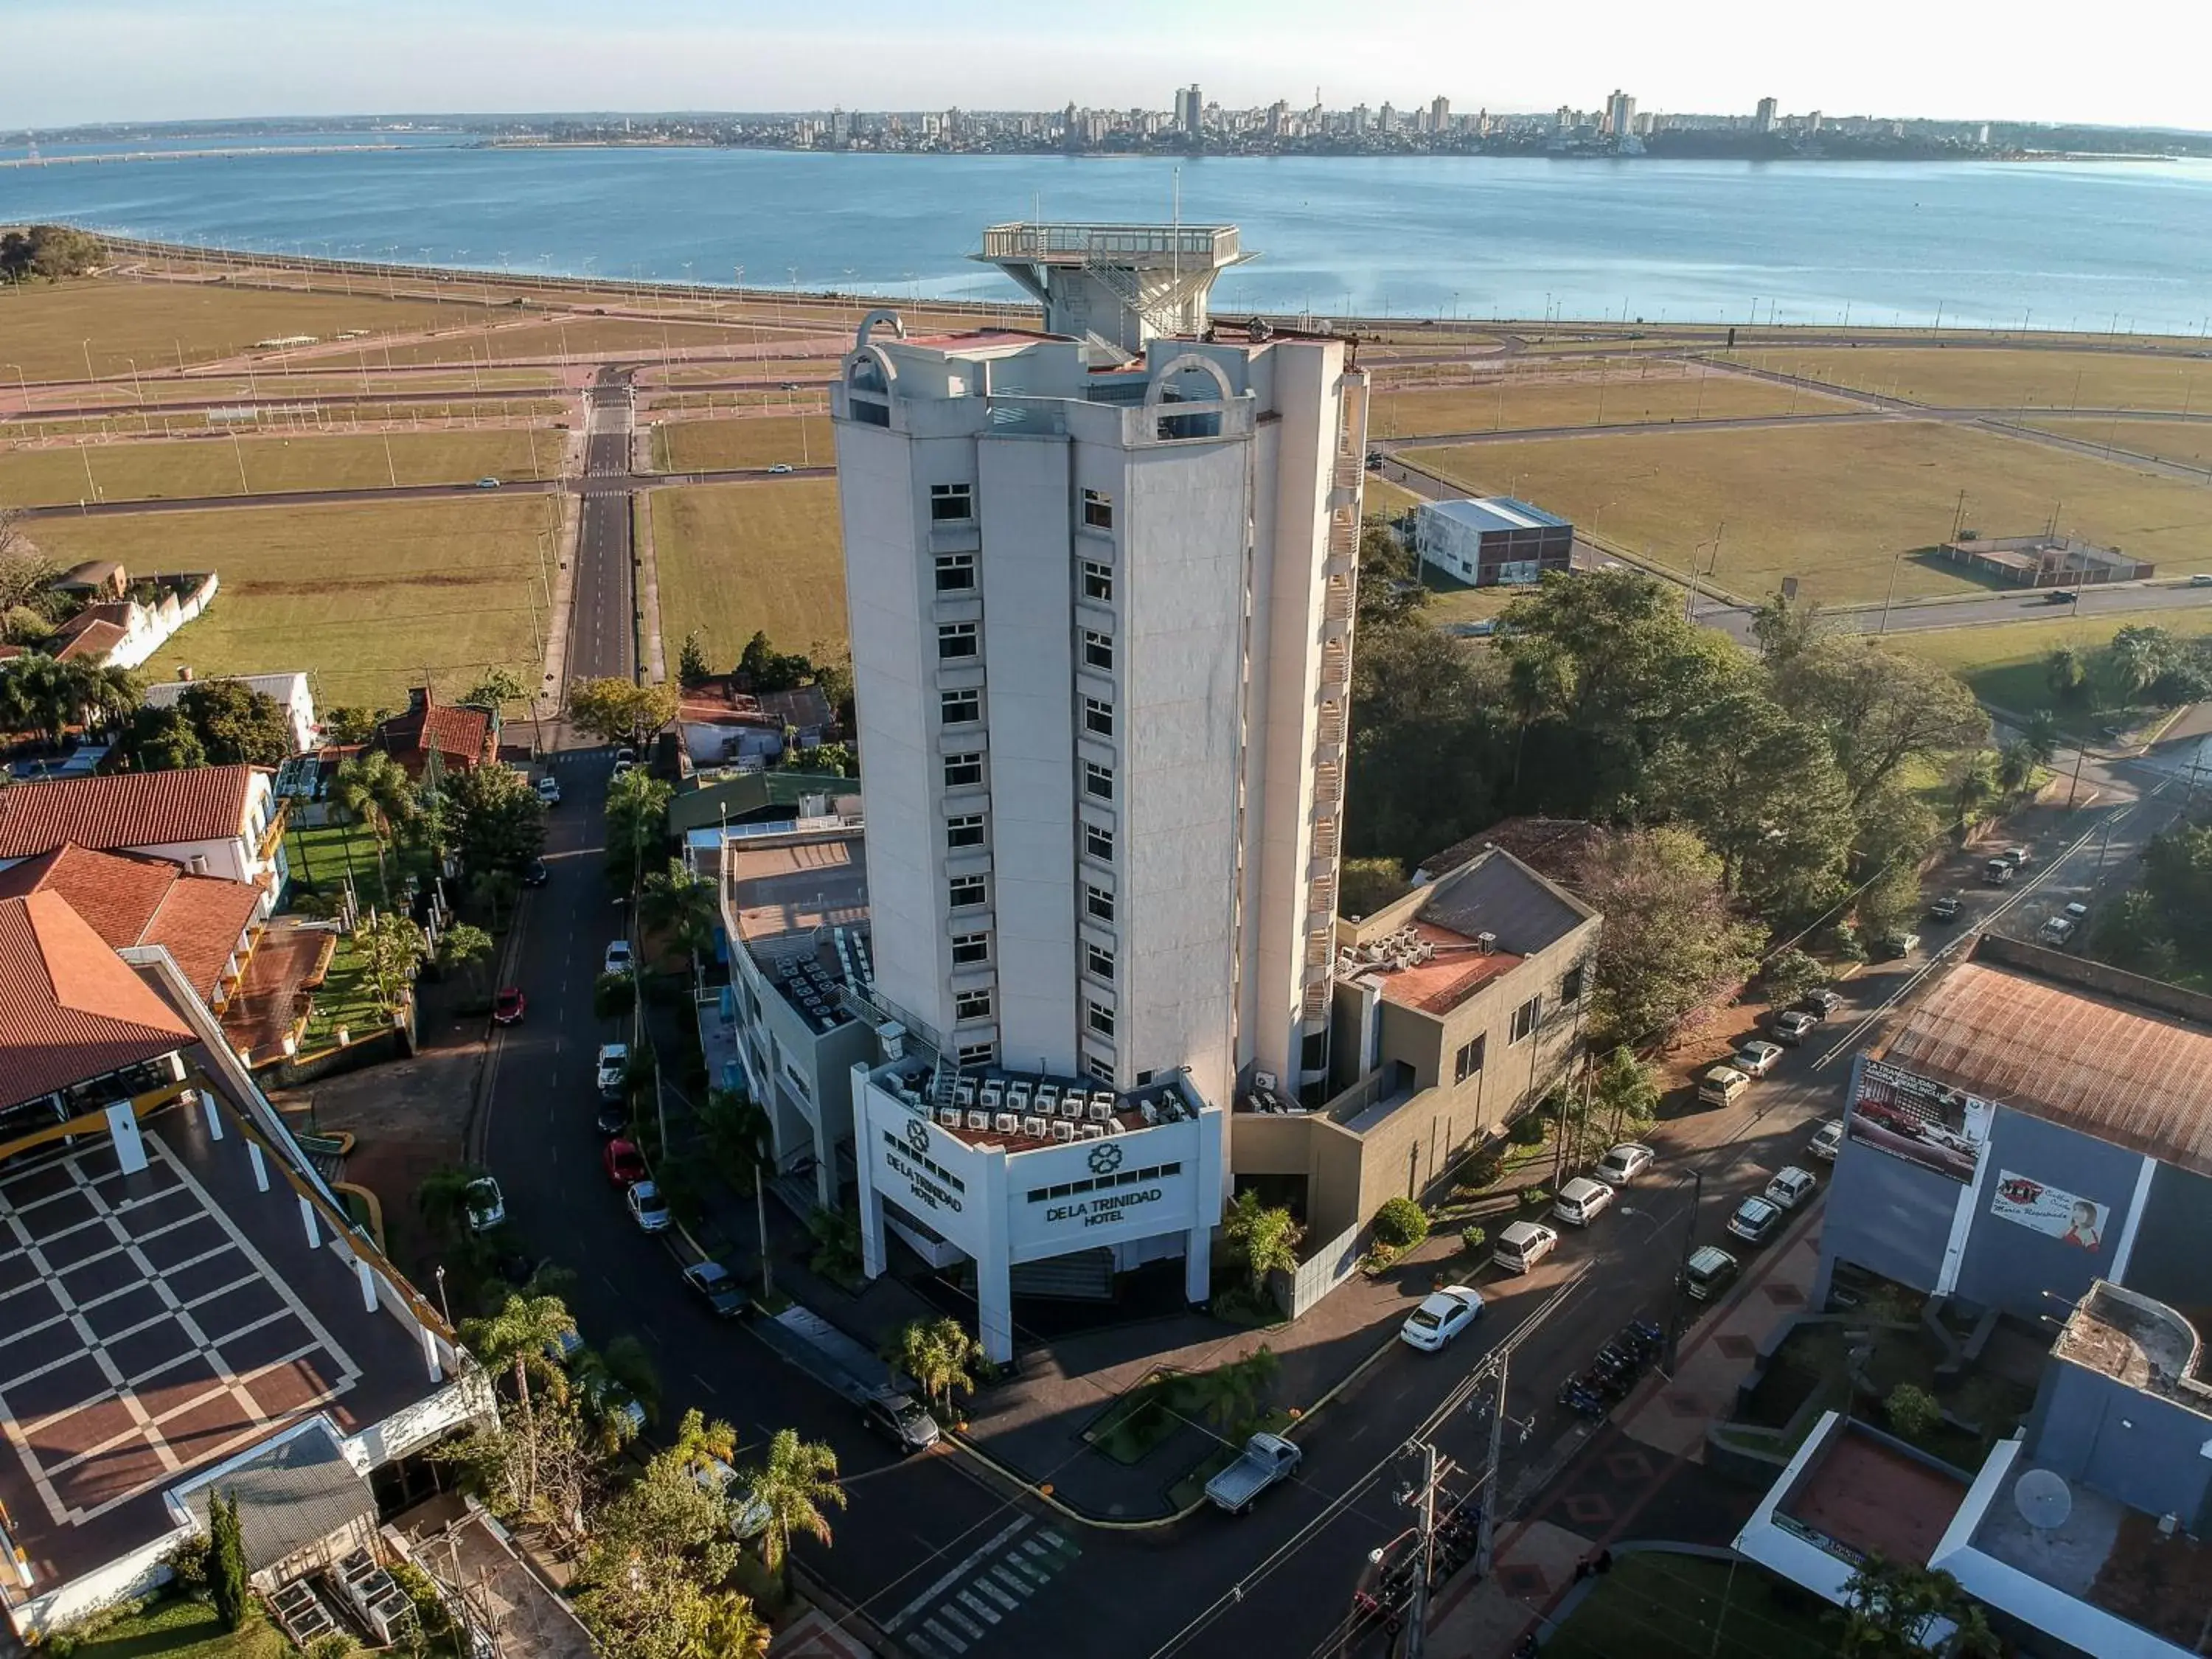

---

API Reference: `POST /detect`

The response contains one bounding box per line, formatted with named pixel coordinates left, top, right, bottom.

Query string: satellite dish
left=2015, top=1468, right=2074, bottom=1531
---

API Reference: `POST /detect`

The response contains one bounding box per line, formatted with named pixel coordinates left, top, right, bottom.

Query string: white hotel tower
left=835, top=222, right=1366, bottom=1357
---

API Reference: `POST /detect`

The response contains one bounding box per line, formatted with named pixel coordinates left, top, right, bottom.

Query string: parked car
left=2003, top=845, right=2032, bottom=868
left=1808, top=1119, right=1845, bottom=1162
left=683, top=1261, right=746, bottom=1318
left=602, top=1138, right=648, bottom=1189
left=464, top=1177, right=506, bottom=1233
left=2194, top=573, right=2212, bottom=588
left=1596, top=1142, right=1655, bottom=1185
left=522, top=858, right=550, bottom=888
left=1726, top=1195, right=1784, bottom=1245
left=1492, top=1220, right=1559, bottom=1274
left=594, top=1099, right=630, bottom=1138
left=626, top=1180, right=672, bottom=1234
left=2042, top=588, right=2077, bottom=604
left=1399, top=1285, right=1485, bottom=1351
left=613, top=746, right=637, bottom=768
left=1764, top=1166, right=1820, bottom=1211
left=1929, top=893, right=1961, bottom=922
left=2039, top=915, right=2077, bottom=945
left=2065, top=901, right=2090, bottom=922
left=1985, top=858, right=2015, bottom=885
left=603, top=940, right=634, bottom=977
left=692, top=1456, right=773, bottom=1540
left=862, top=1394, right=942, bottom=1454
left=611, top=758, right=636, bottom=779
left=1205, top=1432, right=1302, bottom=1514
left=597, top=1041, right=630, bottom=1098
left=1796, top=987, right=1845, bottom=1020
left=493, top=987, right=526, bottom=1026
left=1876, top=931, right=1921, bottom=959
left=1552, top=1177, right=1616, bottom=1228
left=1733, top=1040, right=1785, bottom=1078
left=1697, top=1065, right=1751, bottom=1108
left=1682, top=1245, right=1741, bottom=1301
left=536, top=775, right=562, bottom=806
left=1770, top=1010, right=1820, bottom=1046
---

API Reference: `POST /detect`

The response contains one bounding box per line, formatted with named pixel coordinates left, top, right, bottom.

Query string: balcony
left=979, top=221, right=1240, bottom=265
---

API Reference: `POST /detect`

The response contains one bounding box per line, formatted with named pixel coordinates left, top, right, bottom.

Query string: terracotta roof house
left=37, top=572, right=220, bottom=670
left=53, top=560, right=128, bottom=601
left=0, top=844, right=265, bottom=1009
left=0, top=889, right=195, bottom=1112
left=676, top=679, right=783, bottom=767
left=373, top=686, right=498, bottom=778
left=50, top=616, right=130, bottom=664
left=0, top=762, right=287, bottom=902
left=1414, top=816, right=1606, bottom=892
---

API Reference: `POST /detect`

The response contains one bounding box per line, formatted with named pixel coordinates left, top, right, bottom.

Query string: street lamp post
left=1662, top=1167, right=1704, bottom=1374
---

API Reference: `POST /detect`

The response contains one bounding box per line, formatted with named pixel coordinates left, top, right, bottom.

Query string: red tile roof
left=52, top=619, right=128, bottom=663
left=0, top=891, right=195, bottom=1112
left=0, top=844, right=260, bottom=1002
left=376, top=691, right=494, bottom=771
left=0, top=764, right=260, bottom=860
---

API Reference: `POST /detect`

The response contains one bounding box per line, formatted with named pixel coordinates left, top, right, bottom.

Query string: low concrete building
left=1412, top=497, right=1573, bottom=588
left=1231, top=846, right=1600, bottom=1246
left=667, top=770, right=856, bottom=842
left=144, top=671, right=319, bottom=755
left=1939, top=532, right=2152, bottom=588
left=44, top=573, right=220, bottom=671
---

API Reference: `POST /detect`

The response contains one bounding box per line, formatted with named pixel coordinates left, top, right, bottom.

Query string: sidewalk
left=1422, top=1218, right=1821, bottom=1658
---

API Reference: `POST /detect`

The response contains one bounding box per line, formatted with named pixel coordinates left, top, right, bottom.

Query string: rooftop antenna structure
left=974, top=217, right=1253, bottom=360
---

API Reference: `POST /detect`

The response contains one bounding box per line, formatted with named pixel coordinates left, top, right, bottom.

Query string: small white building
left=854, top=1044, right=1225, bottom=1362
left=143, top=672, right=319, bottom=755
left=1411, top=498, right=1573, bottom=588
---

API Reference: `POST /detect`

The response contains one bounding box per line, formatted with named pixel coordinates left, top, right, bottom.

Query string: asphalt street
left=568, top=369, right=639, bottom=682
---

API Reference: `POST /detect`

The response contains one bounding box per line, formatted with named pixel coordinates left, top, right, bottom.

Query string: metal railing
left=981, top=221, right=1238, bottom=263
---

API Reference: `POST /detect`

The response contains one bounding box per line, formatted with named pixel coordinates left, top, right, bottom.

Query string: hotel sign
left=1044, top=1186, right=1166, bottom=1229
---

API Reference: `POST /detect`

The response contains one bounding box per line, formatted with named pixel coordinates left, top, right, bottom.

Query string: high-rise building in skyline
left=1175, top=83, right=1203, bottom=136
left=1430, top=94, right=1450, bottom=132
left=1755, top=95, right=1778, bottom=133
left=1605, top=88, right=1636, bottom=138
left=831, top=220, right=1368, bottom=1356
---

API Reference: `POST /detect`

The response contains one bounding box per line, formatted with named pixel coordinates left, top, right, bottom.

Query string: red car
left=493, top=987, right=526, bottom=1026
left=602, top=1138, right=647, bottom=1189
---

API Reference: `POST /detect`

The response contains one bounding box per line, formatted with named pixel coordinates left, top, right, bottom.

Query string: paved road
left=568, top=370, right=639, bottom=684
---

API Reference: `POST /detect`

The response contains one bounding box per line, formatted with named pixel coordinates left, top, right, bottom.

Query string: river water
left=3, top=136, right=2208, bottom=331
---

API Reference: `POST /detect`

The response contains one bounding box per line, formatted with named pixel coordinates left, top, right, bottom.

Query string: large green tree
left=1834, top=1555, right=1997, bottom=1658
left=1577, top=825, right=1765, bottom=1049
left=1775, top=636, right=1987, bottom=810
left=442, top=759, right=547, bottom=877
left=606, top=768, right=673, bottom=880
left=574, top=1444, right=766, bottom=1659
left=566, top=677, right=678, bottom=746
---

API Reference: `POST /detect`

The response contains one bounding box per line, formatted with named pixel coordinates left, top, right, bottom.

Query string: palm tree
left=573, top=1335, right=660, bottom=1452
left=1994, top=740, right=2037, bottom=804
left=745, top=1429, right=845, bottom=1580
left=639, top=857, right=719, bottom=975
left=891, top=1316, right=982, bottom=1416
left=669, top=1407, right=740, bottom=1472
left=2019, top=709, right=2061, bottom=768
left=689, top=1591, right=771, bottom=1659
left=460, top=1292, right=578, bottom=1506
left=700, top=1088, right=772, bottom=1193
left=333, top=749, right=418, bottom=902
left=1222, top=1190, right=1304, bottom=1300
left=1192, top=1346, right=1279, bottom=1437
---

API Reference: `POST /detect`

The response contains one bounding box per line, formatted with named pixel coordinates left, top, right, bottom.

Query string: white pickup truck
left=1204, top=1432, right=1301, bottom=1514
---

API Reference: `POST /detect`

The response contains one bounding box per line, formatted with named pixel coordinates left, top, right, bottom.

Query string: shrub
left=166, top=1532, right=212, bottom=1597
left=1885, top=1382, right=1943, bottom=1441
left=1460, top=1146, right=1506, bottom=1191
left=386, top=1559, right=452, bottom=1637
left=1458, top=1225, right=1486, bottom=1256
left=593, top=971, right=637, bottom=1018
left=1509, top=1110, right=1548, bottom=1147
left=305, top=1633, right=361, bottom=1659
left=1521, top=1187, right=1551, bottom=1211
left=208, top=1491, right=249, bottom=1632
left=1372, top=1196, right=1430, bottom=1251
left=1360, top=1243, right=1404, bottom=1277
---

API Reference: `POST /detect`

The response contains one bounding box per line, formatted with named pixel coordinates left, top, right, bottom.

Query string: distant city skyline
left=8, top=0, right=2202, bottom=133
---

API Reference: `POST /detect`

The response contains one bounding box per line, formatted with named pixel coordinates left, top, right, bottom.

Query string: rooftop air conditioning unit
left=1088, top=1102, right=1113, bottom=1122
left=993, top=1112, right=1018, bottom=1133
left=966, top=1110, right=990, bottom=1130
left=1023, top=1116, right=1048, bottom=1138
left=1052, top=1121, right=1075, bottom=1142
left=875, top=1020, right=907, bottom=1061
left=1079, top=1124, right=1107, bottom=1141
left=1253, top=1071, right=1279, bottom=1092
left=1475, top=932, right=1498, bottom=952
left=938, top=1109, right=963, bottom=1128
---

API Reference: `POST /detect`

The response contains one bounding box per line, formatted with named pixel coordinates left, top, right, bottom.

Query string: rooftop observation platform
left=869, top=1051, right=1207, bottom=1159
left=975, top=221, right=1245, bottom=268
left=717, top=829, right=871, bottom=1036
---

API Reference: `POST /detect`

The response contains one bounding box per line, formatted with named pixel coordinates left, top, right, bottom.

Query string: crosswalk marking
left=939, top=1602, right=987, bottom=1641
left=990, top=1565, right=1033, bottom=1598
left=888, top=1514, right=1086, bottom=1654
left=956, top=1588, right=1002, bottom=1625
left=1002, top=1554, right=1049, bottom=1588
left=918, top=1617, right=967, bottom=1655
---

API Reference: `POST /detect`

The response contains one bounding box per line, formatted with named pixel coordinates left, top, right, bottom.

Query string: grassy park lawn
left=0, top=278, right=465, bottom=380
left=653, top=415, right=832, bottom=472
left=1367, top=370, right=1844, bottom=437
left=1362, top=476, right=1427, bottom=518
left=653, top=479, right=846, bottom=667
left=60, top=1597, right=292, bottom=1659
left=375, top=316, right=772, bottom=366
left=0, top=427, right=557, bottom=505
left=1419, top=420, right=2212, bottom=605
left=1893, top=608, right=2212, bottom=723
left=29, top=495, right=553, bottom=709
left=2024, top=417, right=2212, bottom=470
left=1722, top=347, right=2212, bottom=412
left=1423, top=580, right=1520, bottom=630
left=1545, top=1552, right=1841, bottom=1659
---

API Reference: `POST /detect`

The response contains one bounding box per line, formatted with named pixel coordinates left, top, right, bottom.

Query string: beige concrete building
left=1233, top=846, right=1599, bottom=1245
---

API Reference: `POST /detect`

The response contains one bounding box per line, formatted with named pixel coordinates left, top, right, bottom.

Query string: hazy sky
left=10, top=0, right=2203, bottom=132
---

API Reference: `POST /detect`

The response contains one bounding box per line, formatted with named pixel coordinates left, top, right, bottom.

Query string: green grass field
left=1362, top=477, right=1427, bottom=518
left=0, top=276, right=462, bottom=380
left=653, top=479, right=845, bottom=667
left=1892, top=608, right=2212, bottom=721
left=59, top=1597, right=291, bottom=1659
left=1368, top=371, right=1843, bottom=437
left=28, top=495, right=554, bottom=709
left=1418, top=420, right=2212, bottom=605
left=653, top=415, right=832, bottom=472
left=1722, top=347, right=2212, bottom=411
left=2024, top=417, right=2212, bottom=470
left=0, top=428, right=557, bottom=505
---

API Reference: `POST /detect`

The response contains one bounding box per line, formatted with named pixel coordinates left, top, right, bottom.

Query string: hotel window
left=1085, top=822, right=1115, bottom=862
left=1560, top=963, right=1585, bottom=1004
left=1081, top=559, right=1114, bottom=602
left=930, top=482, right=974, bottom=523
left=1082, top=696, right=1114, bottom=737
left=1085, top=1055, right=1116, bottom=1084
left=949, top=874, right=987, bottom=909
left=1510, top=995, right=1543, bottom=1045
left=937, top=621, right=978, bottom=661
left=1082, top=630, right=1114, bottom=672
left=954, top=988, right=993, bottom=1022
left=1085, top=761, right=1114, bottom=801
left=941, top=687, right=981, bottom=725
left=951, top=932, right=991, bottom=967
left=1082, top=488, right=1114, bottom=530
left=946, top=813, right=986, bottom=850
left=944, top=752, right=983, bottom=789
left=958, top=1040, right=997, bottom=1067
left=1087, top=1001, right=1116, bottom=1038
left=1454, top=1034, right=1486, bottom=1084
left=1085, top=884, right=1115, bottom=924
left=1086, top=941, right=1116, bottom=981
left=933, top=552, right=975, bottom=592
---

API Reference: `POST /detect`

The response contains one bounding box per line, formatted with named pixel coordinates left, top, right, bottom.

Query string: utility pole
left=1407, top=1441, right=1442, bottom=1659
left=1472, top=1348, right=1511, bottom=1580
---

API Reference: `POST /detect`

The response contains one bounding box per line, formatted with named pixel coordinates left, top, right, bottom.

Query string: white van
left=1492, top=1219, right=1560, bottom=1274
left=1697, top=1066, right=1751, bottom=1109
left=1552, top=1177, right=1617, bottom=1227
